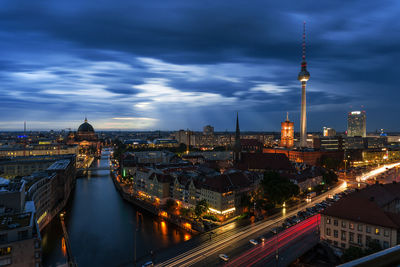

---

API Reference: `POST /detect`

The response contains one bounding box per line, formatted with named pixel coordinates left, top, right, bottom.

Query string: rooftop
left=237, top=152, right=294, bottom=171
left=322, top=183, right=400, bottom=229
left=0, top=212, right=32, bottom=231
left=47, top=159, right=71, bottom=171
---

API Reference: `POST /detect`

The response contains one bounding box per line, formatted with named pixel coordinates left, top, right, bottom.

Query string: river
left=42, top=149, right=191, bottom=267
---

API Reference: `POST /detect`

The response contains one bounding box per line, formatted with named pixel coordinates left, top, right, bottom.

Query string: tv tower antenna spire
left=298, top=21, right=310, bottom=148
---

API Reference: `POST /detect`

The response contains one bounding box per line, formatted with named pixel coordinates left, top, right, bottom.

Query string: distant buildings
left=347, top=111, right=366, bottom=137
left=323, top=127, right=336, bottom=137
left=203, top=125, right=214, bottom=136
left=263, top=148, right=344, bottom=167
left=281, top=113, right=294, bottom=148
left=66, top=118, right=101, bottom=157
left=321, top=183, right=400, bottom=251
left=0, top=144, right=78, bottom=158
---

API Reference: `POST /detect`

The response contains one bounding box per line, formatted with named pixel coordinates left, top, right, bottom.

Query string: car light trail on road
left=357, top=162, right=400, bottom=182
left=226, top=214, right=320, bottom=267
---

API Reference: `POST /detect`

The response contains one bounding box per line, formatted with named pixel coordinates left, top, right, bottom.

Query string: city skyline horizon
left=0, top=1, right=399, bottom=132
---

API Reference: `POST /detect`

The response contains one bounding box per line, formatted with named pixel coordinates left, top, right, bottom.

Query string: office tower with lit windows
left=347, top=111, right=366, bottom=137
left=281, top=113, right=294, bottom=148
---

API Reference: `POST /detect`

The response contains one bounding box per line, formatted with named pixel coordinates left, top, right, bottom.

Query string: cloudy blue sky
left=0, top=0, right=399, bottom=131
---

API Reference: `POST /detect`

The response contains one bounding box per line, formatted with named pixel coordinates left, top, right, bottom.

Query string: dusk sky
left=0, top=1, right=399, bottom=131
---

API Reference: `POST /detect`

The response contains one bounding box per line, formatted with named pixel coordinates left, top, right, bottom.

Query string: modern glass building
left=347, top=111, right=366, bottom=137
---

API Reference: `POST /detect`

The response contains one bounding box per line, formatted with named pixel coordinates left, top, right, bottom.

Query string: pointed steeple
left=233, top=112, right=241, bottom=163
left=235, top=112, right=240, bottom=139
left=286, top=112, right=289, bottom=122
left=84, top=117, right=88, bottom=123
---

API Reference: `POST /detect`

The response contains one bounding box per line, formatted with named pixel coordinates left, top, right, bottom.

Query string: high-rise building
left=203, top=125, right=214, bottom=136
left=347, top=111, right=366, bottom=137
left=298, top=22, right=310, bottom=147
left=323, top=127, right=336, bottom=137
left=281, top=112, right=294, bottom=148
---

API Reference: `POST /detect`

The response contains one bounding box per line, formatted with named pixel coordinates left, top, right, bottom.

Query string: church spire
left=84, top=117, right=88, bottom=123
left=233, top=112, right=241, bottom=163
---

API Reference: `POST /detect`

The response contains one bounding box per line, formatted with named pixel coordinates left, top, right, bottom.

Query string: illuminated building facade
left=347, top=111, right=366, bottom=137
left=67, top=118, right=101, bottom=157
left=323, top=127, right=336, bottom=137
left=281, top=112, right=294, bottom=148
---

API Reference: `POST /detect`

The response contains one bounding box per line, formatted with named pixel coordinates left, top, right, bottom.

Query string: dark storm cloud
left=0, top=0, right=398, bottom=130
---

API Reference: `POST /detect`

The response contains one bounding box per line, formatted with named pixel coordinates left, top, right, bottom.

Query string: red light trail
left=227, top=214, right=321, bottom=267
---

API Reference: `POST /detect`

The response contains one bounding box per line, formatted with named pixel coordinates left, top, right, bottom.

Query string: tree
left=261, top=171, right=300, bottom=205
left=194, top=199, right=209, bottom=218
left=365, top=239, right=382, bottom=254
left=320, top=155, right=343, bottom=170
left=179, top=207, right=193, bottom=218
left=323, top=170, right=338, bottom=186
left=341, top=246, right=365, bottom=262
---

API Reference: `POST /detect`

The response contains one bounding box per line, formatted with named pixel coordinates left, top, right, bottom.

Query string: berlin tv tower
left=298, top=22, right=310, bottom=148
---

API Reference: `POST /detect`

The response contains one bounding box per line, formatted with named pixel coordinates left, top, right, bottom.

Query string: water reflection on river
left=42, top=149, right=190, bottom=267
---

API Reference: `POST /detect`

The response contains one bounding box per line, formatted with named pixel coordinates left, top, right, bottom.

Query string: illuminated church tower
left=281, top=112, right=294, bottom=148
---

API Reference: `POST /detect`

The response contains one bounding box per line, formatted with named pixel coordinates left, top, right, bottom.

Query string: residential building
left=321, top=183, right=400, bottom=250
left=0, top=180, right=41, bottom=266
left=25, top=157, right=76, bottom=230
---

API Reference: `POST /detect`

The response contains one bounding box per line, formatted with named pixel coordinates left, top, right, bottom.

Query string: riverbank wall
left=110, top=172, right=200, bottom=234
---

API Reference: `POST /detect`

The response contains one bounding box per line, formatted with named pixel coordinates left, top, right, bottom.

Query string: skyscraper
left=281, top=112, right=294, bottom=148
left=347, top=111, right=366, bottom=137
left=298, top=22, right=310, bottom=148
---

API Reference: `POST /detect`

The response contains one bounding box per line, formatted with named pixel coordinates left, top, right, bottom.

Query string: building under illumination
left=323, top=127, right=336, bottom=137
left=281, top=113, right=294, bottom=148
left=347, top=111, right=366, bottom=137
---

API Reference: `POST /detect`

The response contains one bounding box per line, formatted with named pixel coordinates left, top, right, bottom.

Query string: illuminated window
left=0, top=247, right=11, bottom=256
left=326, top=218, right=331, bottom=224
left=375, top=228, right=380, bottom=235
left=349, top=223, right=354, bottom=230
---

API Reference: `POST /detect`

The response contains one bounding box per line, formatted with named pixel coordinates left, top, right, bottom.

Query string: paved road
left=152, top=163, right=400, bottom=267
left=226, top=215, right=320, bottom=267
left=155, top=183, right=346, bottom=267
